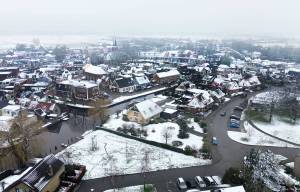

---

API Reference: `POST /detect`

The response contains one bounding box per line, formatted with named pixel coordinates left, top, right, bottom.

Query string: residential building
left=127, top=100, right=163, bottom=124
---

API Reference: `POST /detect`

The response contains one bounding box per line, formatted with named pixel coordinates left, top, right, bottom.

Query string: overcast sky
left=1, top=0, right=300, bottom=38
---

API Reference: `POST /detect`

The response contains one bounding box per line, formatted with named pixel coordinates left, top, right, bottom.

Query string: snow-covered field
left=228, top=121, right=299, bottom=148
left=56, top=130, right=211, bottom=180
left=146, top=122, right=203, bottom=149
left=104, top=113, right=204, bottom=150
left=253, top=116, right=300, bottom=145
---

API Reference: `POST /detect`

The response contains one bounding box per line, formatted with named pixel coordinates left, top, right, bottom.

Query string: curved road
left=78, top=97, right=300, bottom=192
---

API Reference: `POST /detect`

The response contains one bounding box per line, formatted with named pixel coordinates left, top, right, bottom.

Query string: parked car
left=212, top=137, right=219, bottom=145
left=230, top=115, right=240, bottom=120
left=203, top=176, right=216, bottom=186
left=234, top=106, right=244, bottom=111
left=220, top=111, right=226, bottom=116
left=177, top=177, right=187, bottom=190
left=194, top=176, right=206, bottom=188
left=229, top=123, right=240, bottom=128
left=185, top=178, right=197, bottom=189
left=185, top=190, right=201, bottom=192
left=230, top=119, right=240, bottom=124
left=211, top=176, right=222, bottom=185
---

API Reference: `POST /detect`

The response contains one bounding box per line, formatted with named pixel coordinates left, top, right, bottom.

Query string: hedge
left=97, top=127, right=190, bottom=155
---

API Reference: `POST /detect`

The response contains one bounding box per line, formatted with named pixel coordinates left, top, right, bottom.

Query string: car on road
left=203, top=176, right=216, bottom=186
left=220, top=111, right=226, bottom=116
left=230, top=119, right=240, bottom=124
left=212, top=137, right=219, bottom=145
left=177, top=177, right=187, bottom=190
left=194, top=176, right=206, bottom=188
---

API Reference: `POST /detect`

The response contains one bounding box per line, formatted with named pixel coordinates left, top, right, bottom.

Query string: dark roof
left=115, top=78, right=135, bottom=88
left=5, top=154, right=64, bottom=191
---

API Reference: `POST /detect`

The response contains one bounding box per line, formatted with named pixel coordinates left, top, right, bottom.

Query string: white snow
left=83, top=64, right=107, bottom=75
left=134, top=100, right=163, bottom=119
left=104, top=185, right=149, bottom=192
left=253, top=116, right=300, bottom=145
left=104, top=113, right=204, bottom=150
left=156, top=70, right=180, bottom=78
left=228, top=121, right=300, bottom=148
left=112, top=87, right=167, bottom=104
left=145, top=122, right=203, bottom=149
left=187, top=118, right=203, bottom=133
left=56, top=130, right=210, bottom=180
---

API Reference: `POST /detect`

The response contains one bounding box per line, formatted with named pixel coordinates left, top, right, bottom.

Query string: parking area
left=155, top=175, right=230, bottom=192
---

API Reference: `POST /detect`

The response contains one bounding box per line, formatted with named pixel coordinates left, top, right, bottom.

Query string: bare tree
left=140, top=149, right=151, bottom=191
left=161, top=127, right=173, bottom=144
left=0, top=110, right=42, bottom=167
left=88, top=99, right=110, bottom=129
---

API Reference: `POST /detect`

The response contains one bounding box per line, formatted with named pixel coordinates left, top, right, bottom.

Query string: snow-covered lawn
left=253, top=116, right=300, bottom=145
left=145, top=122, right=203, bottom=149
left=187, top=118, right=203, bottom=133
left=56, top=130, right=211, bottom=180
left=104, top=113, right=204, bottom=150
left=228, top=121, right=300, bottom=148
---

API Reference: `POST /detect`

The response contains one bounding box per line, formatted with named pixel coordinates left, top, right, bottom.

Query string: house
left=0, top=154, right=65, bottom=192
left=239, top=75, right=261, bottom=89
left=153, top=70, right=180, bottom=84
left=110, top=77, right=136, bottom=93
left=209, top=89, right=226, bottom=103
left=127, top=100, right=163, bottom=124
left=83, top=64, right=107, bottom=81
left=134, top=75, right=150, bottom=90
left=56, top=80, right=99, bottom=100
left=185, top=89, right=215, bottom=112
left=223, top=81, right=241, bottom=94
left=1, top=105, right=21, bottom=117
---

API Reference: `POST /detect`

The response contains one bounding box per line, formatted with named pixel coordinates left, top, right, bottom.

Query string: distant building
left=56, top=80, right=99, bottom=100
left=153, top=70, right=180, bottom=84
left=83, top=64, right=107, bottom=81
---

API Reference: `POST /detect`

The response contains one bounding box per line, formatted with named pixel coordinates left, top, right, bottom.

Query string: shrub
left=222, top=167, right=244, bottom=185
left=172, top=140, right=183, bottom=147
left=194, top=116, right=201, bottom=122
left=178, top=129, right=189, bottom=139
left=200, top=121, right=207, bottom=128
left=184, top=145, right=197, bottom=156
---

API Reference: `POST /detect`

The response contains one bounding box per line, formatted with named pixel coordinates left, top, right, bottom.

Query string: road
left=77, top=96, right=300, bottom=192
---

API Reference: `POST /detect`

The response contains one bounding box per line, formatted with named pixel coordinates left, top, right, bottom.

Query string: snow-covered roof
left=239, top=75, right=261, bottom=88
left=58, top=80, right=98, bottom=88
left=135, top=76, right=150, bottom=85
left=83, top=64, right=107, bottom=75
left=156, top=70, right=180, bottom=78
left=2, top=105, right=21, bottom=111
left=135, top=100, right=163, bottom=119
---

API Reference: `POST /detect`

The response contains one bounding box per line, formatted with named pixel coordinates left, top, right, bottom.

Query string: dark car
left=230, top=115, right=240, bottom=120
left=185, top=178, right=197, bottom=189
